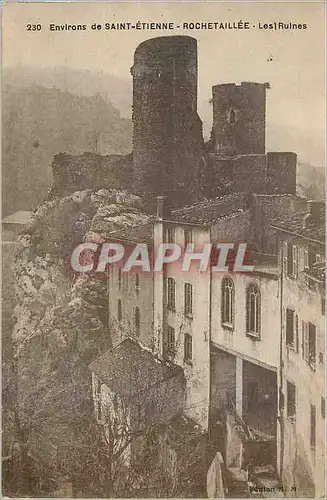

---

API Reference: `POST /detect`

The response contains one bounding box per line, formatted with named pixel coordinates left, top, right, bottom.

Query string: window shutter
left=295, top=314, right=299, bottom=353
left=292, top=245, right=298, bottom=278
left=286, top=309, right=294, bottom=346
left=308, top=323, right=316, bottom=366
left=302, top=321, right=309, bottom=361
left=284, top=241, right=291, bottom=276
left=283, top=242, right=288, bottom=276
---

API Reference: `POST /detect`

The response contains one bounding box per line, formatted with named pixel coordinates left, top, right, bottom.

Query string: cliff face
left=8, top=187, right=151, bottom=495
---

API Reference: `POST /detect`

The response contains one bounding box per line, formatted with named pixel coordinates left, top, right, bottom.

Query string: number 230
left=27, top=24, right=42, bottom=31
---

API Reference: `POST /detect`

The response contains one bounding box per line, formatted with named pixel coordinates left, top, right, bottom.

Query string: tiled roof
left=169, top=193, right=248, bottom=226
left=89, top=338, right=183, bottom=403
left=106, top=222, right=154, bottom=244
left=271, top=205, right=325, bottom=243
left=2, top=211, right=33, bottom=225
left=303, top=261, right=325, bottom=283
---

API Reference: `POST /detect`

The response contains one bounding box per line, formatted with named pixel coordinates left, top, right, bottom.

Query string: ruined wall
left=50, top=153, right=133, bottom=200
left=132, top=36, right=204, bottom=208
left=210, top=210, right=253, bottom=246
left=207, top=153, right=297, bottom=199
left=252, top=194, right=307, bottom=254
left=233, top=155, right=267, bottom=193
left=267, top=152, right=297, bottom=195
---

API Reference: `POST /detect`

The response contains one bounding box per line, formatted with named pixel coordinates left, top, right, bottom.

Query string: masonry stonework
left=131, top=36, right=204, bottom=209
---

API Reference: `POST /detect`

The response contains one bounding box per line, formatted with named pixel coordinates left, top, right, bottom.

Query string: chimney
left=308, top=200, right=322, bottom=221
left=156, top=196, right=171, bottom=220
left=156, top=196, right=165, bottom=220
left=302, top=200, right=323, bottom=229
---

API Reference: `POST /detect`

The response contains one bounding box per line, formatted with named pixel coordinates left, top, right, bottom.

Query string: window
left=228, top=108, right=237, bottom=124
left=134, top=307, right=140, bottom=335
left=118, top=299, right=122, bottom=321
left=304, top=245, right=317, bottom=289
left=221, top=277, right=234, bottom=328
left=287, top=381, right=296, bottom=421
left=166, top=227, right=175, bottom=244
left=135, top=273, right=140, bottom=293
left=184, top=333, right=192, bottom=362
left=310, top=405, right=316, bottom=450
left=286, top=242, right=298, bottom=278
left=286, top=309, right=299, bottom=350
left=164, top=326, right=175, bottom=357
left=118, top=268, right=122, bottom=290
left=184, top=283, right=193, bottom=316
left=167, top=277, right=176, bottom=310
left=321, top=397, right=325, bottom=419
left=246, top=284, right=261, bottom=338
left=302, top=321, right=316, bottom=368
left=184, top=229, right=193, bottom=247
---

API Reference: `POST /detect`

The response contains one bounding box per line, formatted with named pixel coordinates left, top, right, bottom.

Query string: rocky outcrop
left=9, top=187, right=151, bottom=495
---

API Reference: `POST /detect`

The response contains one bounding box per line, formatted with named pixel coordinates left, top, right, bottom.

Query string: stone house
left=271, top=200, right=325, bottom=497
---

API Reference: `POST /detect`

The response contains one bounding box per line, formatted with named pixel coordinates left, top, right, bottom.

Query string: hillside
left=297, top=162, right=325, bottom=201
left=3, top=65, right=133, bottom=118
left=2, top=84, right=132, bottom=216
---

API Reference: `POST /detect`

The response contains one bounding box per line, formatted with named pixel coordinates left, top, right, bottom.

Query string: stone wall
left=211, top=82, right=268, bottom=156
left=267, top=152, right=297, bottom=195
left=252, top=194, right=307, bottom=253
left=131, top=36, right=204, bottom=208
left=50, top=153, right=133, bottom=200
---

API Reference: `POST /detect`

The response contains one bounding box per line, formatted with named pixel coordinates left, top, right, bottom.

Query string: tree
left=88, top=338, right=208, bottom=498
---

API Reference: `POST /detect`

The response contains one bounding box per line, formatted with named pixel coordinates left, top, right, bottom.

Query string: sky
left=2, top=1, right=325, bottom=165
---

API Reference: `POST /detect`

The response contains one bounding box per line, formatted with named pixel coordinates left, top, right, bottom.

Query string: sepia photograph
left=1, top=1, right=325, bottom=498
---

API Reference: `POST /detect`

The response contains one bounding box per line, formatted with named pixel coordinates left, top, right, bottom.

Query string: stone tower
left=131, top=36, right=204, bottom=209
left=211, top=82, right=270, bottom=156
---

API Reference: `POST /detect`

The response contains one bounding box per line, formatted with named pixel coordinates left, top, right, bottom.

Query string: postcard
left=1, top=1, right=325, bottom=498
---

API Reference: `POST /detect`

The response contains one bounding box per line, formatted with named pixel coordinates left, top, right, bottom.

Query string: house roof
left=89, top=338, right=183, bottom=402
left=271, top=204, right=325, bottom=244
left=2, top=211, right=33, bottom=226
left=303, top=261, right=325, bottom=283
left=106, top=222, right=153, bottom=244
left=103, top=194, right=248, bottom=241
left=168, top=193, right=248, bottom=226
